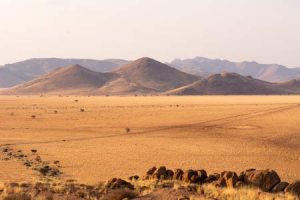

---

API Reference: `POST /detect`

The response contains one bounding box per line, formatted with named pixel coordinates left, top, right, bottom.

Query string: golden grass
left=0, top=95, right=299, bottom=184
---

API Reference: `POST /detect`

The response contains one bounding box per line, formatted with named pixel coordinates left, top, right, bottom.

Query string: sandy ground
left=0, top=95, right=299, bottom=184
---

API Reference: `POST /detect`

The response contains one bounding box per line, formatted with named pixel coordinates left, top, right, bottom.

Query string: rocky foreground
left=0, top=166, right=299, bottom=200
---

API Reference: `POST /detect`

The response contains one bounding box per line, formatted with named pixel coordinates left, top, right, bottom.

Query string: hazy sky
left=0, top=0, right=299, bottom=67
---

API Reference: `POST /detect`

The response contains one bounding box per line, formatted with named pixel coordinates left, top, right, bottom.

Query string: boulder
left=174, top=169, right=184, bottom=180
left=271, top=182, right=289, bottom=193
left=241, top=169, right=281, bottom=192
left=220, top=171, right=238, bottom=187
left=106, top=178, right=134, bottom=190
left=146, top=166, right=157, bottom=176
left=197, top=169, right=208, bottom=182
left=183, top=170, right=198, bottom=183
left=152, top=166, right=167, bottom=180
left=235, top=181, right=247, bottom=188
left=239, top=168, right=256, bottom=182
left=285, top=181, right=300, bottom=197
left=206, top=173, right=220, bottom=183
left=129, top=175, right=139, bottom=181
left=166, top=169, right=174, bottom=180
left=215, top=178, right=227, bottom=188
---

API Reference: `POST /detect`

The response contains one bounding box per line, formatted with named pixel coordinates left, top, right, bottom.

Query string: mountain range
left=1, top=57, right=300, bottom=95
left=170, top=57, right=300, bottom=82
left=1, top=57, right=300, bottom=89
left=0, top=58, right=128, bottom=88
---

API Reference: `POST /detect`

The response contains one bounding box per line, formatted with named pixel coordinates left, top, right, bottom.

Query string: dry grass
left=0, top=95, right=299, bottom=184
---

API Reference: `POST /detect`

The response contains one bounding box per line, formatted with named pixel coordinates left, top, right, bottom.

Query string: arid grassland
left=0, top=95, right=299, bottom=186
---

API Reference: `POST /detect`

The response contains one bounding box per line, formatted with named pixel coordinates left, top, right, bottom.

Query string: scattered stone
left=197, top=169, right=208, bottom=183
left=206, top=173, right=220, bottom=183
left=236, top=181, right=247, bottom=188
left=183, top=170, right=198, bottom=183
left=242, top=169, right=281, bottom=192
left=220, top=171, right=239, bottom=188
left=129, top=175, right=139, bottom=181
left=174, top=169, right=184, bottom=180
left=152, top=166, right=167, bottom=180
left=35, top=156, right=42, bottom=162
left=166, top=169, right=174, bottom=180
left=106, top=178, right=134, bottom=190
left=24, top=160, right=32, bottom=167
left=31, top=149, right=38, bottom=154
left=146, top=166, right=157, bottom=176
left=285, top=181, right=300, bottom=197
left=271, top=182, right=289, bottom=193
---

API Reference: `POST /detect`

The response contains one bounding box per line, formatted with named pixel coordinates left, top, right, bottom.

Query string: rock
left=24, top=160, right=32, bottom=167
left=31, top=149, right=38, bottom=153
left=197, top=169, right=208, bottom=182
left=239, top=168, right=256, bottom=181
left=54, top=160, right=60, bottom=165
left=49, top=167, right=61, bottom=176
left=242, top=169, right=281, bottom=192
left=183, top=170, right=198, bottom=183
left=106, top=178, right=134, bottom=190
left=285, top=181, right=300, bottom=197
left=129, top=175, right=139, bottom=181
left=206, top=173, right=220, bottom=183
left=166, top=169, right=174, bottom=180
left=215, top=178, right=227, bottom=188
left=271, top=182, right=289, bottom=193
left=35, top=156, right=42, bottom=162
left=220, top=171, right=239, bottom=188
left=152, top=166, right=167, bottom=180
left=236, top=181, right=247, bottom=188
left=39, top=166, right=51, bottom=175
left=174, top=169, right=184, bottom=180
left=186, top=184, right=197, bottom=192
left=146, top=166, right=157, bottom=176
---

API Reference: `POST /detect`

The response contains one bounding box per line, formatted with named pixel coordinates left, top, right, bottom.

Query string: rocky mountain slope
left=0, top=58, right=128, bottom=87
left=1, top=58, right=198, bottom=95
left=170, top=57, right=300, bottom=82
left=164, top=73, right=294, bottom=95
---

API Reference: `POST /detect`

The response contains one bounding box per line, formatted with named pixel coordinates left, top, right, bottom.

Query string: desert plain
left=0, top=95, right=299, bottom=185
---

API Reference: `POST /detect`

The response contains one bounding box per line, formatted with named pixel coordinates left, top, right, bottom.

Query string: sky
left=0, top=0, right=299, bottom=67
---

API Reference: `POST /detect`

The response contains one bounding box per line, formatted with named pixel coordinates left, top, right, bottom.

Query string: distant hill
left=0, top=58, right=128, bottom=88
left=5, top=65, right=115, bottom=95
left=1, top=56, right=300, bottom=88
left=164, top=73, right=294, bottom=95
left=114, top=57, right=198, bottom=92
left=169, top=57, right=300, bottom=82
left=2, top=58, right=198, bottom=95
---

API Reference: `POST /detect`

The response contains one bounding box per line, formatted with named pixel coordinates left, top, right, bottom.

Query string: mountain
left=169, top=57, right=300, bottom=82
left=164, top=73, right=294, bottom=95
left=0, top=58, right=128, bottom=88
left=278, top=79, right=300, bottom=93
left=5, top=65, right=115, bottom=95
left=2, top=58, right=199, bottom=95
left=114, top=57, right=198, bottom=91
